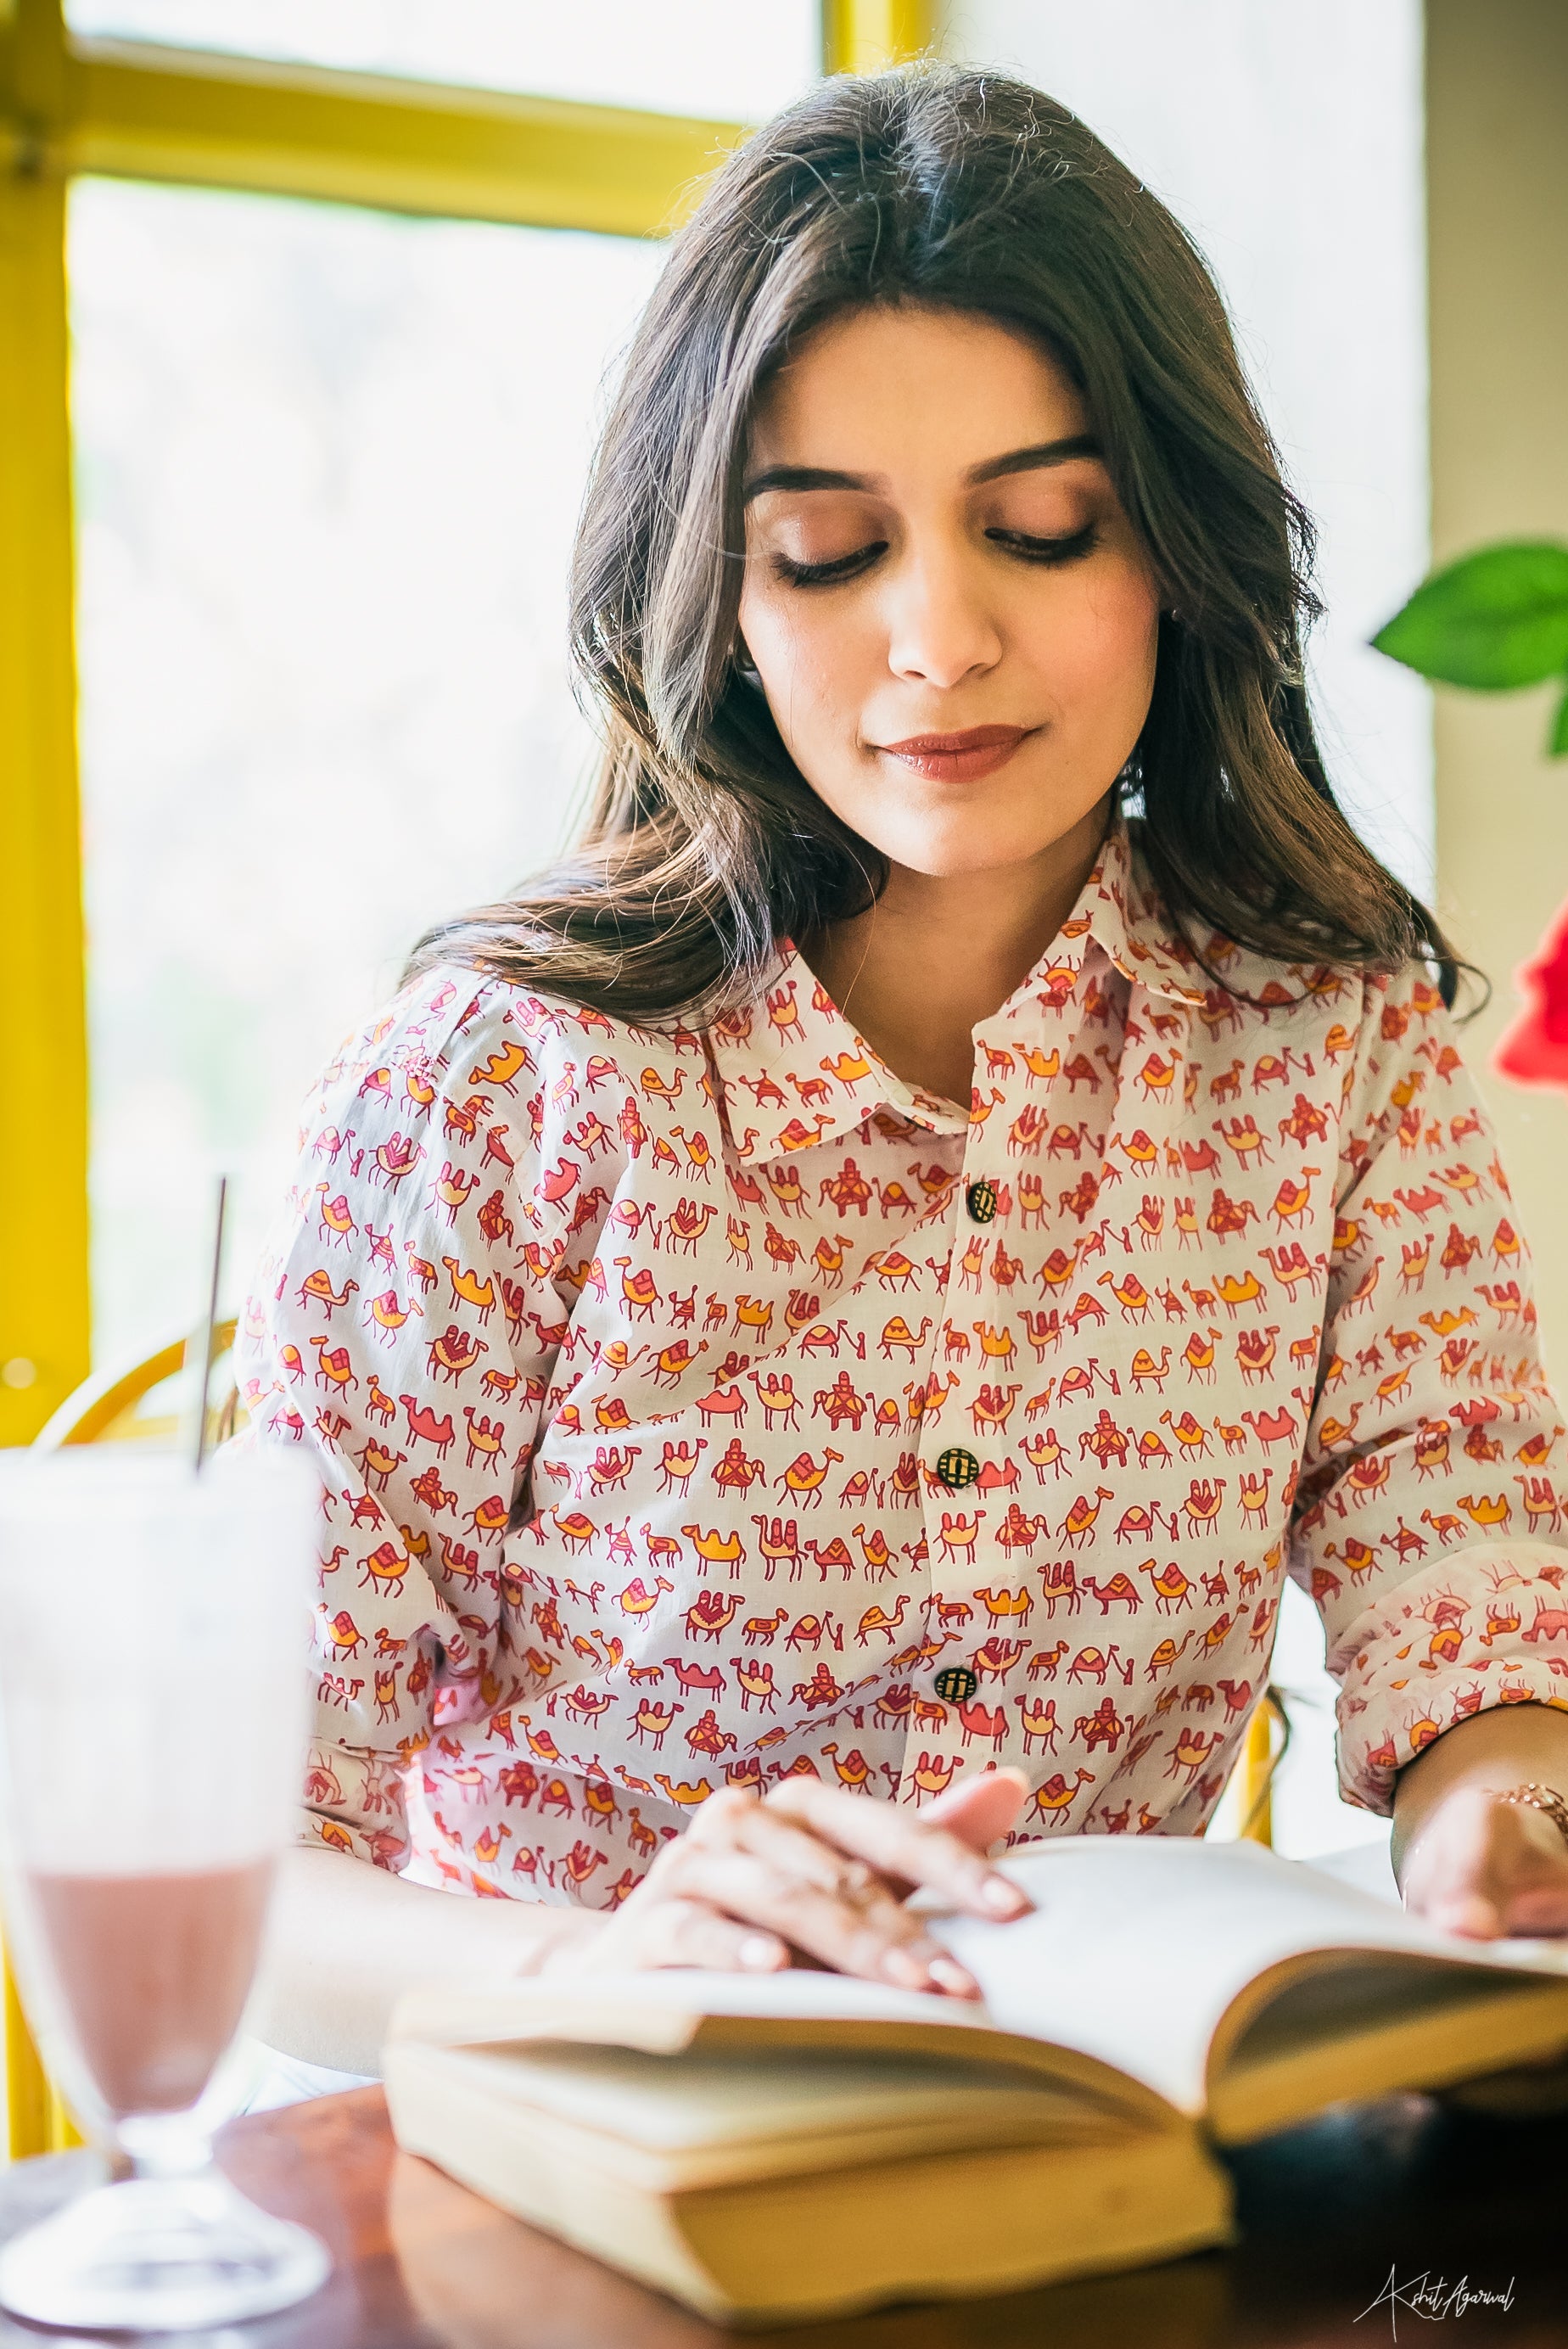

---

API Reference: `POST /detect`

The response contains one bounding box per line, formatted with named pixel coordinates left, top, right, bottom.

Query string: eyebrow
left=741, top=434, right=1101, bottom=503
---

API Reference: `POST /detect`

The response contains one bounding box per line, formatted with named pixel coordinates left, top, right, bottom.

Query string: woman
left=244, top=65, right=1568, bottom=2075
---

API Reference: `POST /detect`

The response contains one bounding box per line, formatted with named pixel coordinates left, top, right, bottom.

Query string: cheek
left=737, top=589, right=871, bottom=742
left=1033, top=569, right=1161, bottom=719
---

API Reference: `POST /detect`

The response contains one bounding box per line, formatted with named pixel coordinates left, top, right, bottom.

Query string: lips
left=876, top=724, right=1032, bottom=782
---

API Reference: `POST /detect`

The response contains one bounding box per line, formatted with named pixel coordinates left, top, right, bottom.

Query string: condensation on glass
left=69, top=177, right=666, bottom=1361
left=64, top=0, right=821, bottom=122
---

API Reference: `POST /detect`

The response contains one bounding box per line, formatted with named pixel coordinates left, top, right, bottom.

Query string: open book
left=384, top=1837, right=1568, bottom=2324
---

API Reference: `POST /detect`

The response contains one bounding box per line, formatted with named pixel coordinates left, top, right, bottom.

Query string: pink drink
left=0, top=1449, right=330, bottom=2329
left=26, top=1861, right=275, bottom=2116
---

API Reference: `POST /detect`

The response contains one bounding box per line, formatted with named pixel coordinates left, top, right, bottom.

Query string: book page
left=395, top=1963, right=998, bottom=2054
left=434, top=2041, right=1113, bottom=2150
left=389, top=1837, right=1568, bottom=2128
left=389, top=1959, right=1174, bottom=2122
left=930, top=1836, right=1568, bottom=2114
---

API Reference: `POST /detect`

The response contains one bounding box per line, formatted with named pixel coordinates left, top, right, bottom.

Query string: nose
left=882, top=544, right=1002, bottom=689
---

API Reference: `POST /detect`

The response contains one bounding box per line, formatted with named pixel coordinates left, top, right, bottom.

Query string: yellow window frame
left=0, top=0, right=932, bottom=2156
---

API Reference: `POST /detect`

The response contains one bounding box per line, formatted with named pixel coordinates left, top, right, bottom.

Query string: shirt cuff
left=300, top=1741, right=412, bottom=1870
left=1328, top=1539, right=1568, bottom=1814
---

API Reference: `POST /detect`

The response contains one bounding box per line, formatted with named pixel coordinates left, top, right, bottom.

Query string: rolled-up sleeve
left=236, top=972, right=586, bottom=1868
left=1289, top=961, right=1568, bottom=1814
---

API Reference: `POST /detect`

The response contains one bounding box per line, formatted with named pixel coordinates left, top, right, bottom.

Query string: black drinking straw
left=191, top=1174, right=228, bottom=1475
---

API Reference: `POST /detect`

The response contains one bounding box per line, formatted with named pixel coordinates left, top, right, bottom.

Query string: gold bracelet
left=1497, top=1781, right=1568, bottom=1851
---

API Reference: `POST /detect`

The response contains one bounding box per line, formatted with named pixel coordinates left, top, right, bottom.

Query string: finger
left=1481, top=1805, right=1568, bottom=1937
left=674, top=1788, right=981, bottom=1967
left=764, top=1775, right=1031, bottom=1919
left=1403, top=1786, right=1506, bottom=1937
left=675, top=1794, right=903, bottom=1936
left=1403, top=1787, right=1568, bottom=1939
left=722, top=1802, right=993, bottom=1994
left=596, top=1892, right=789, bottom=1976
left=671, top=1843, right=980, bottom=1997
left=1497, top=1870, right=1568, bottom=1936
left=921, top=1766, right=1032, bottom=1852
left=707, top=1804, right=983, bottom=1990
left=1415, top=1884, right=1504, bottom=1941
left=696, top=1791, right=886, bottom=1898
left=668, top=1796, right=960, bottom=1965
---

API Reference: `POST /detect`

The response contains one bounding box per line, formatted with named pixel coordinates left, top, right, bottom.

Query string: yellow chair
left=1230, top=1685, right=1290, bottom=1847
left=3, top=1323, right=240, bottom=2160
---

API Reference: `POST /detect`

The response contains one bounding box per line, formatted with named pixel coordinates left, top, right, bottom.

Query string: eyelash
left=770, top=522, right=1100, bottom=589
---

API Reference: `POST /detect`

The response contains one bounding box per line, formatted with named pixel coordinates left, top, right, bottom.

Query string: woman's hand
left=546, top=1769, right=1033, bottom=1997
left=1399, top=1783, right=1568, bottom=1939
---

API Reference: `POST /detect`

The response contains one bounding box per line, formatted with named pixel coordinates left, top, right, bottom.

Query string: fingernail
left=738, top=1934, right=784, bottom=1971
left=882, top=1945, right=931, bottom=1988
left=929, top=1954, right=980, bottom=1997
left=980, top=1871, right=1027, bottom=1915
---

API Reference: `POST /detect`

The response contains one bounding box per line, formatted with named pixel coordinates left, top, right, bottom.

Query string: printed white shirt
left=238, top=817, right=1568, bottom=1905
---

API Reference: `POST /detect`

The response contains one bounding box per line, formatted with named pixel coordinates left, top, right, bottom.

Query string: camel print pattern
left=239, top=817, right=1568, bottom=1906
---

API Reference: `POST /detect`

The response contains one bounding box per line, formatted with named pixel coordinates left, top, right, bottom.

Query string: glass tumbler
left=0, top=1444, right=332, bottom=2330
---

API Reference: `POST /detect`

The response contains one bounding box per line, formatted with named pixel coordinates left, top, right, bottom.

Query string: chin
left=870, top=816, right=1087, bottom=881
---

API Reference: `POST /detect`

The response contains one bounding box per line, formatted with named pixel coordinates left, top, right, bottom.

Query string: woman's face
left=736, top=305, right=1162, bottom=879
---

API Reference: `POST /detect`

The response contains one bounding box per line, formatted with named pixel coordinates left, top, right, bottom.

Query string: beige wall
left=1427, top=0, right=1568, bottom=1375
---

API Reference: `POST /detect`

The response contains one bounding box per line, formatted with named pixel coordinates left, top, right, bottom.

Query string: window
left=66, top=0, right=822, bottom=123
left=71, top=179, right=666, bottom=1358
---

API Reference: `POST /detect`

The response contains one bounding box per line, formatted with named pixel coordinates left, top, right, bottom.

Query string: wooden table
left=0, top=2084, right=1562, bottom=2346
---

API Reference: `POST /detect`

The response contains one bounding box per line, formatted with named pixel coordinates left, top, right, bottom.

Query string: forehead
left=747, top=304, right=1087, bottom=466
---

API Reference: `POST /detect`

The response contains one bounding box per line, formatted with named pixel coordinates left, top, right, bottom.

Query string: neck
left=801, top=793, right=1113, bottom=1105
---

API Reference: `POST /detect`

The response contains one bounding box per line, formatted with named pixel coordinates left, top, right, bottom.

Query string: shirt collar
left=708, top=812, right=1208, bottom=1164
left=1036, top=810, right=1212, bottom=1015
left=708, top=968, right=966, bottom=1166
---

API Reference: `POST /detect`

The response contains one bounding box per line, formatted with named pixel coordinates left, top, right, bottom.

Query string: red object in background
left=1494, top=894, right=1568, bottom=1085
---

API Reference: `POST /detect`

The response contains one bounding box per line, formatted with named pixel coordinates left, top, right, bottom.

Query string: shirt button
left=966, top=1179, right=997, bottom=1225
left=934, top=1666, right=978, bottom=1702
left=934, top=1446, right=981, bottom=1490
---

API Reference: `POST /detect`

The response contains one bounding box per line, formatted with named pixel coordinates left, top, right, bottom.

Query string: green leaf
left=1371, top=540, right=1568, bottom=688
left=1552, top=679, right=1568, bottom=759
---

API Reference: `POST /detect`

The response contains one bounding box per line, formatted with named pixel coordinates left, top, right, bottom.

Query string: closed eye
left=985, top=522, right=1100, bottom=566
left=770, top=521, right=1099, bottom=588
left=770, top=542, right=888, bottom=587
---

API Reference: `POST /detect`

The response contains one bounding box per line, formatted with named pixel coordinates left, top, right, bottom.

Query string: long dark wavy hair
left=406, top=64, right=1461, bottom=1016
